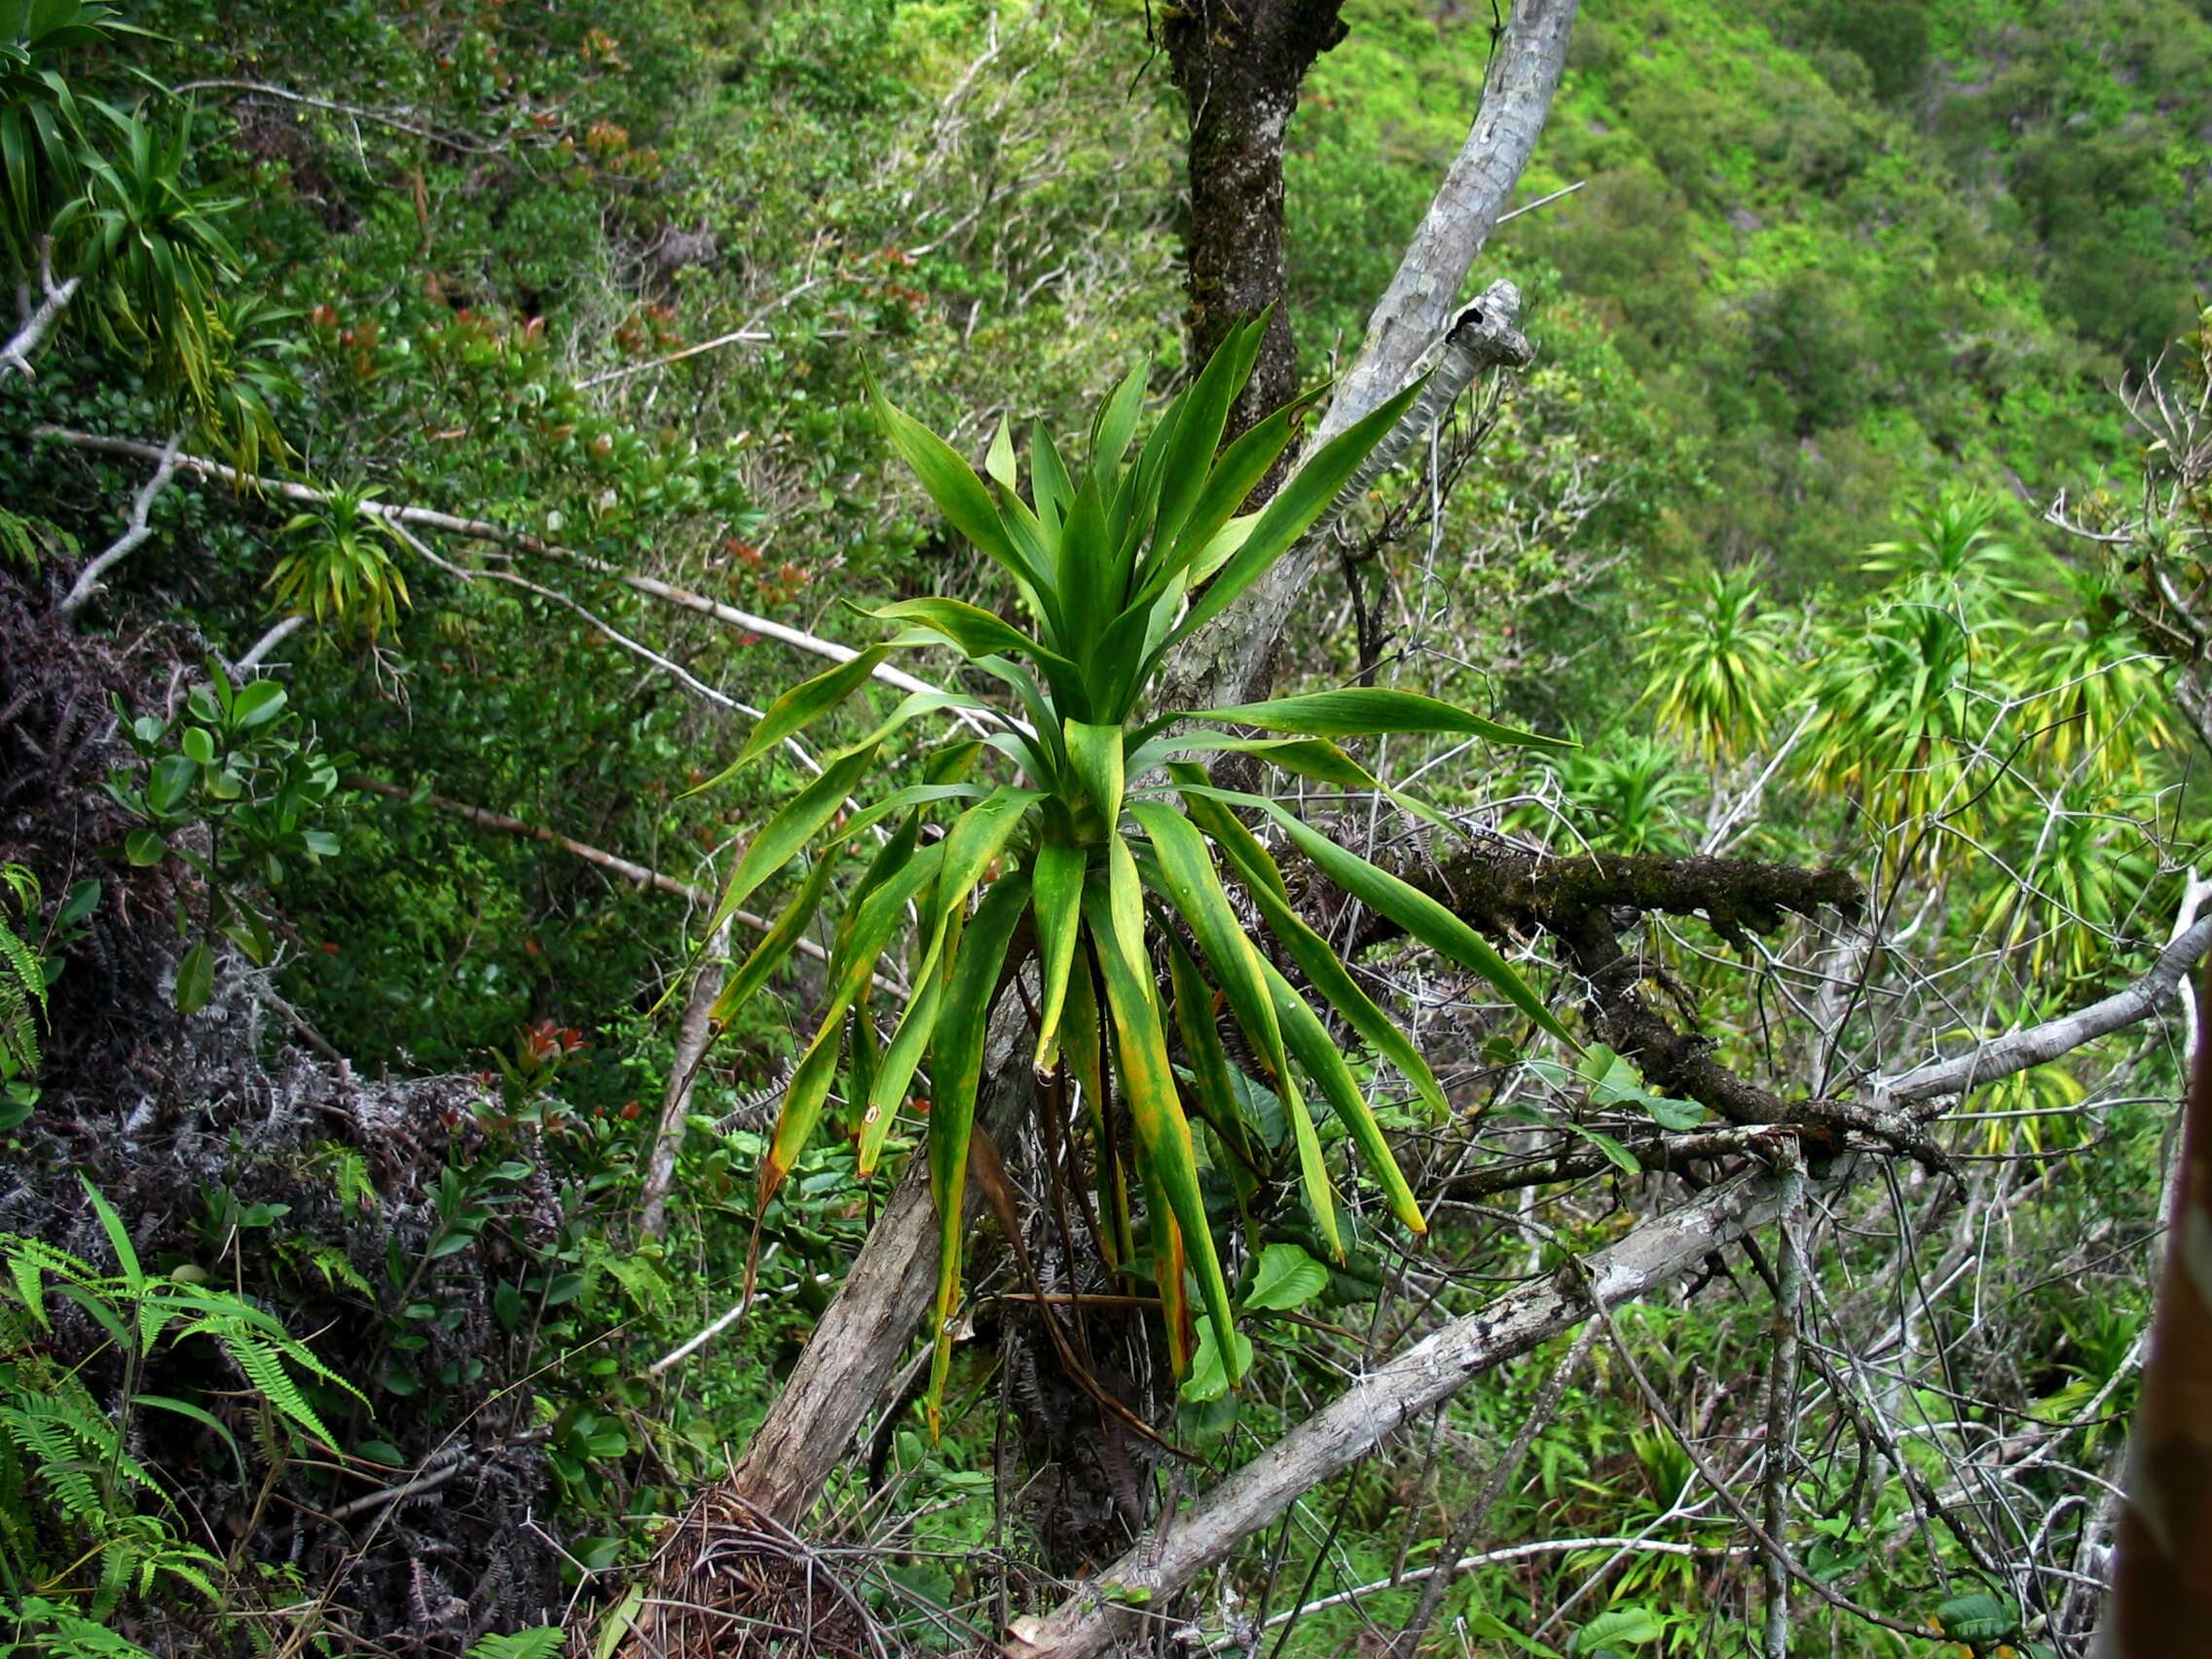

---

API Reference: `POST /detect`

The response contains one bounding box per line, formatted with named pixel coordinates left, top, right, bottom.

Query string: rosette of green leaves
left=695, top=317, right=1574, bottom=1432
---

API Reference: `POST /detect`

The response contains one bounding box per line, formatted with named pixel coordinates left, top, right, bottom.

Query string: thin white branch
left=1874, top=912, right=2212, bottom=1108
left=1258, top=1535, right=1749, bottom=1631
left=0, top=240, right=79, bottom=380
left=55, top=432, right=186, bottom=621
left=33, top=425, right=1022, bottom=737
left=233, top=614, right=306, bottom=672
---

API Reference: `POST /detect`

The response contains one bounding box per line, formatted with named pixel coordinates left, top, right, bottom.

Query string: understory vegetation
left=2, top=0, right=2210, bottom=1654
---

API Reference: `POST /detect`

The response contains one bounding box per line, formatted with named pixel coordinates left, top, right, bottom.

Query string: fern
left=0, top=504, right=77, bottom=571
left=0, top=1193, right=363, bottom=1637
left=467, top=1629, right=566, bottom=1659
left=1, top=1596, right=160, bottom=1655
left=0, top=865, right=49, bottom=1081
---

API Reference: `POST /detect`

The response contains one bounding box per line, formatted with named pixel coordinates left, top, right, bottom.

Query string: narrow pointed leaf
left=691, top=646, right=889, bottom=792
left=1190, top=686, right=1572, bottom=752
left=925, top=873, right=1033, bottom=1437
left=858, top=968, right=941, bottom=1174
left=1090, top=357, right=1148, bottom=474
left=1260, top=956, right=1425, bottom=1235
left=1030, top=838, right=1087, bottom=1069
left=1150, top=312, right=1269, bottom=568
left=1139, top=733, right=1385, bottom=792
left=699, top=744, right=880, bottom=946
left=1162, top=375, right=1427, bottom=656
left=710, top=846, right=841, bottom=1026
left=1239, top=871, right=1451, bottom=1124
left=868, top=370, right=1054, bottom=610
left=1064, top=718, right=1124, bottom=833
left=865, top=598, right=1080, bottom=683
left=1165, top=761, right=1291, bottom=904
left=1214, top=789, right=1575, bottom=1048
left=985, top=412, right=1016, bottom=492
left=1085, top=839, right=1241, bottom=1384
left=1031, top=420, right=1072, bottom=535
left=1164, top=937, right=1260, bottom=1181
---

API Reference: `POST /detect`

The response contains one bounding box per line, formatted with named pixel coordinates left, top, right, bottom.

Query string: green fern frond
left=467, top=1629, right=566, bottom=1659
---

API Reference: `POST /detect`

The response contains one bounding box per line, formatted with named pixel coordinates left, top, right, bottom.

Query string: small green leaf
left=1572, top=1606, right=1662, bottom=1652
left=174, top=940, right=214, bottom=1015
left=230, top=680, right=288, bottom=729
left=1244, top=1242, right=1328, bottom=1312
left=124, top=828, right=167, bottom=866
left=691, top=645, right=889, bottom=791
left=1935, top=1592, right=2020, bottom=1643
left=1178, top=1317, right=1254, bottom=1402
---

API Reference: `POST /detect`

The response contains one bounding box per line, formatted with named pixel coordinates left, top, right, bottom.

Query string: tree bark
left=1164, top=0, right=1349, bottom=440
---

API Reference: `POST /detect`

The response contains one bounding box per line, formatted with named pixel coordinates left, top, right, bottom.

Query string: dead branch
left=55, top=432, right=185, bottom=621
left=1, top=240, right=79, bottom=380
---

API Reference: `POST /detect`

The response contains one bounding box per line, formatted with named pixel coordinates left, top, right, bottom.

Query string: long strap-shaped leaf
left=1186, top=685, right=1572, bottom=752
left=1155, top=374, right=1427, bottom=666
left=857, top=966, right=940, bottom=1175
left=1085, top=838, right=1241, bottom=1386
left=1180, top=783, right=1576, bottom=1050
left=699, top=743, right=880, bottom=947
left=1064, top=718, right=1125, bottom=833
left=1029, top=838, right=1087, bottom=1069
left=710, top=846, right=842, bottom=1027
left=924, top=872, right=1033, bottom=1438
left=865, top=598, right=1083, bottom=692
left=1159, top=774, right=1451, bottom=1124
left=1260, top=956, right=1426, bottom=1235
left=1164, top=938, right=1262, bottom=1193
left=1240, top=869, right=1452, bottom=1126
left=867, top=368, right=1058, bottom=634
left=689, top=645, right=891, bottom=793
left=1130, top=809, right=1294, bottom=1126
left=756, top=844, right=944, bottom=1206
left=1059, top=947, right=1129, bottom=1271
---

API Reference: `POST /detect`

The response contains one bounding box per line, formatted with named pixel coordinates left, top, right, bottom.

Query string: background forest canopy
left=2, top=0, right=2212, bottom=1655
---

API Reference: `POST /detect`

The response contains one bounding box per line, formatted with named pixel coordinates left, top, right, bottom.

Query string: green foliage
left=0, top=1182, right=361, bottom=1641
left=702, top=325, right=1570, bottom=1428
left=267, top=484, right=412, bottom=641
left=105, top=659, right=346, bottom=1009
left=0, top=0, right=138, bottom=271
left=0, top=866, right=46, bottom=1108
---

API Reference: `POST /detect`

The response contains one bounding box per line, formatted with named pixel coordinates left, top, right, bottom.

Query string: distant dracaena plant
left=1636, top=563, right=1789, bottom=761
left=692, top=316, right=1575, bottom=1429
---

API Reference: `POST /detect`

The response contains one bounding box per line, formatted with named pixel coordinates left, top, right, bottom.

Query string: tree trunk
left=1163, top=0, right=1349, bottom=442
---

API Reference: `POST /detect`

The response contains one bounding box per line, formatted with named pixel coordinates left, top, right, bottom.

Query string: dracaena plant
left=698, top=316, right=1573, bottom=1428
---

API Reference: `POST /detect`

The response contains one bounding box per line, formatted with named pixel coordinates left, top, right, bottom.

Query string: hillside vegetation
left=1, top=0, right=2209, bottom=1653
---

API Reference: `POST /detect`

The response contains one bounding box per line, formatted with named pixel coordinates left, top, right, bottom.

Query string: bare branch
left=1002, top=1165, right=1786, bottom=1659
left=31, top=425, right=1018, bottom=734
left=55, top=432, right=186, bottom=622
left=1873, top=912, right=2212, bottom=1108
left=0, top=240, right=79, bottom=380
